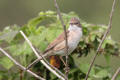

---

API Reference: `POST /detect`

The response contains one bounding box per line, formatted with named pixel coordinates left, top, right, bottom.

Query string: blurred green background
left=0, top=0, right=120, bottom=77
left=0, top=0, right=120, bottom=40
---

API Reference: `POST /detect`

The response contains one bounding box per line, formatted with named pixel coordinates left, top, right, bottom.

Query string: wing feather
left=46, top=30, right=69, bottom=51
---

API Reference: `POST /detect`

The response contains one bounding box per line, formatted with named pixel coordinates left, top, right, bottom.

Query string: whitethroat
left=27, top=17, right=83, bottom=69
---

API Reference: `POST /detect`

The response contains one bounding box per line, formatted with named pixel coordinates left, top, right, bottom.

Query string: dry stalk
left=85, top=0, right=117, bottom=80
left=0, top=47, right=45, bottom=80
left=20, top=31, right=66, bottom=80
left=111, top=67, right=120, bottom=80
left=54, top=0, right=69, bottom=79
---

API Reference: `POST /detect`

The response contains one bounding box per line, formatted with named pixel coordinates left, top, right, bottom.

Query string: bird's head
left=69, top=17, right=82, bottom=31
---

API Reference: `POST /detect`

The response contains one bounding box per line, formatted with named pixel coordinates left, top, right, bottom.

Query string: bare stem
left=0, top=47, right=45, bottom=80
left=20, top=69, right=23, bottom=80
left=85, top=0, right=116, bottom=80
left=26, top=45, right=55, bottom=70
left=54, top=0, right=69, bottom=79
left=111, top=67, right=120, bottom=80
left=20, top=30, right=66, bottom=80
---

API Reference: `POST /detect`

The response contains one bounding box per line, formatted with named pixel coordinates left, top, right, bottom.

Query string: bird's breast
left=68, top=30, right=82, bottom=53
left=54, top=30, right=82, bottom=56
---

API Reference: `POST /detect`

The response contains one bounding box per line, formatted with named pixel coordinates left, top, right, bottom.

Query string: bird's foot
left=64, top=66, right=70, bottom=73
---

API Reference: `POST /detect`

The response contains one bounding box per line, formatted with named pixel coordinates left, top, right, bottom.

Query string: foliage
left=0, top=11, right=120, bottom=80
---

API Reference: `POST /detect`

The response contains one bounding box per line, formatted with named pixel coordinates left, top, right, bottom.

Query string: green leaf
left=0, top=57, right=14, bottom=70
left=0, top=75, right=2, bottom=80
left=101, top=41, right=106, bottom=49
left=116, top=74, right=120, bottom=80
left=90, top=34, right=96, bottom=41
left=79, top=63, right=95, bottom=77
left=46, top=28, right=62, bottom=42
left=0, top=31, right=18, bottom=42
left=69, top=68, right=79, bottom=74
left=79, top=41, right=86, bottom=49
left=28, top=17, right=43, bottom=28
left=39, top=11, right=56, bottom=16
left=106, top=36, right=115, bottom=45
left=8, top=44, right=32, bottom=56
left=94, top=69, right=109, bottom=78
left=80, top=78, right=92, bottom=80
left=104, top=53, right=111, bottom=64
left=35, top=26, right=46, bottom=34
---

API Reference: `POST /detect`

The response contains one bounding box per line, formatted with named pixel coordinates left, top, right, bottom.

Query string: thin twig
left=26, top=46, right=54, bottom=70
left=32, top=47, right=67, bottom=79
left=0, top=47, right=45, bottom=80
left=20, top=69, right=23, bottom=80
left=111, top=67, right=120, bottom=80
left=54, top=0, right=69, bottom=79
left=85, top=0, right=116, bottom=80
left=20, top=30, right=66, bottom=80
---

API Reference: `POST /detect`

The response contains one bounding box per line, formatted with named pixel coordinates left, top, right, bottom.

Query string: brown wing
left=46, top=30, right=69, bottom=50
left=53, top=40, right=66, bottom=51
left=41, top=31, right=69, bottom=57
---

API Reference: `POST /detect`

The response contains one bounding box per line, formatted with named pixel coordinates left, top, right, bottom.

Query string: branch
left=111, top=67, right=120, bottom=80
left=85, top=0, right=117, bottom=80
left=26, top=45, right=55, bottom=70
left=20, top=30, right=66, bottom=80
left=0, top=47, right=45, bottom=80
left=54, top=0, right=69, bottom=79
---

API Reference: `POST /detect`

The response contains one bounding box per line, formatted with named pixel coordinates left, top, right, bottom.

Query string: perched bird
left=27, top=17, right=83, bottom=69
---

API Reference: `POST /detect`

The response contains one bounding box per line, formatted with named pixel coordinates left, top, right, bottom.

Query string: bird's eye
left=74, top=23, right=78, bottom=25
left=70, top=23, right=79, bottom=25
left=70, top=23, right=74, bottom=25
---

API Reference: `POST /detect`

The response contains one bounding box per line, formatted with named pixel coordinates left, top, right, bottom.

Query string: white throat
left=68, top=25, right=81, bottom=31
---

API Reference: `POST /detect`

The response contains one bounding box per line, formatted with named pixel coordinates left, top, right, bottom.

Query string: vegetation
left=0, top=11, right=120, bottom=80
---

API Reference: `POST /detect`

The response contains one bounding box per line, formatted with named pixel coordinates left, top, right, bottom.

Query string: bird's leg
left=59, top=56, right=67, bottom=67
left=60, top=56, right=70, bottom=72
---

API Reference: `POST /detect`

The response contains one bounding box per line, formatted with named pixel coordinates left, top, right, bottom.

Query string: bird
left=27, top=17, right=83, bottom=69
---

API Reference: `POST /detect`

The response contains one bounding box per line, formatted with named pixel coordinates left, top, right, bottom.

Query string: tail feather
left=49, top=56, right=61, bottom=69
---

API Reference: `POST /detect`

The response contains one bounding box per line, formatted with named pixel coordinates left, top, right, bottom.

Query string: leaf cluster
left=0, top=11, right=120, bottom=80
